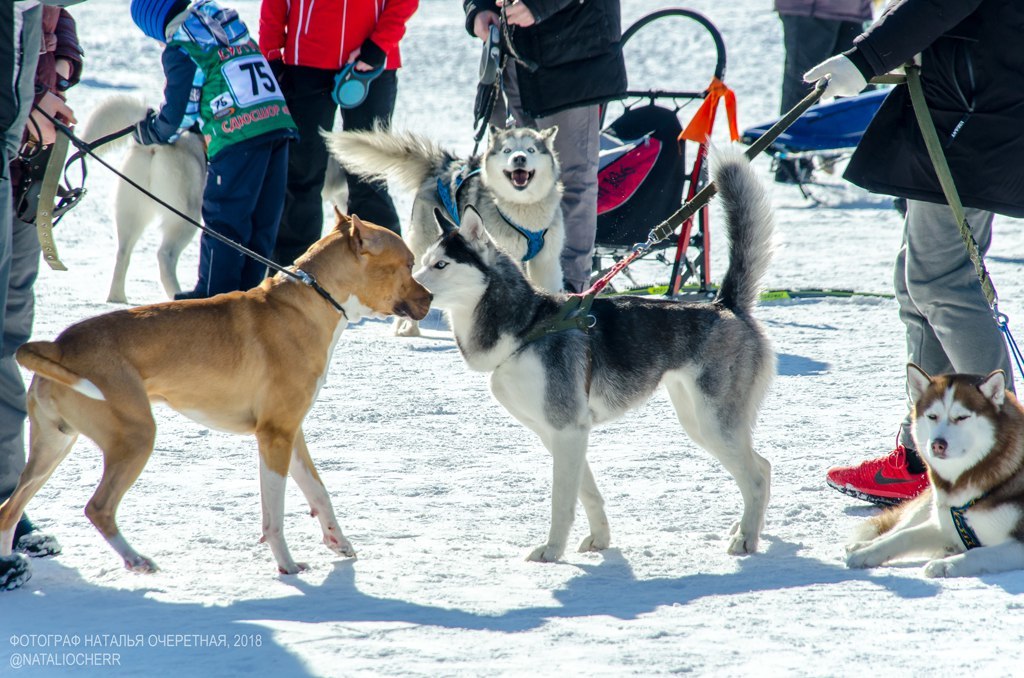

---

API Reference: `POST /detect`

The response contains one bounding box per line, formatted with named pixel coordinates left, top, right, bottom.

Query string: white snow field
left=2, top=0, right=1023, bottom=676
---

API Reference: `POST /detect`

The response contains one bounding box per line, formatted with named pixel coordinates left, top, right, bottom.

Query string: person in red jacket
left=260, top=0, right=418, bottom=265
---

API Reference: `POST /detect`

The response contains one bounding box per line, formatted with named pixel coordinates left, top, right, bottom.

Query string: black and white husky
left=413, top=146, right=776, bottom=562
left=324, top=125, right=564, bottom=334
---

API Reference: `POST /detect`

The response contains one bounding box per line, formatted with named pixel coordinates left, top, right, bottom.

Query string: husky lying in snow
left=324, top=125, right=565, bottom=335
left=846, top=365, right=1024, bottom=577
left=413, top=146, right=776, bottom=561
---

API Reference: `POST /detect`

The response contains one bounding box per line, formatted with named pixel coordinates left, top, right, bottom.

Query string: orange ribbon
left=679, top=77, right=739, bottom=144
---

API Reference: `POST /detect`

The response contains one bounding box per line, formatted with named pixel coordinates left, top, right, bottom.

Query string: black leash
left=471, top=10, right=539, bottom=156
left=34, top=105, right=347, bottom=318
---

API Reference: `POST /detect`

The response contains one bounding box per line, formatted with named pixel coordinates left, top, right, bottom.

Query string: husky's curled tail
left=711, top=146, right=775, bottom=313
left=322, top=127, right=454, bottom=194
left=77, top=95, right=151, bottom=156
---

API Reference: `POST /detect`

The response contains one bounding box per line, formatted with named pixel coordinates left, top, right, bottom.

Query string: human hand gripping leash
left=31, top=103, right=348, bottom=319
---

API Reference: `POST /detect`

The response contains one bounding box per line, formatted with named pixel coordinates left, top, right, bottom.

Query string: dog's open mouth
left=504, top=169, right=534, bottom=190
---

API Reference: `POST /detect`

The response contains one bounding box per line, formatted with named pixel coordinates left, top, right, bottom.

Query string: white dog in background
left=78, top=95, right=205, bottom=304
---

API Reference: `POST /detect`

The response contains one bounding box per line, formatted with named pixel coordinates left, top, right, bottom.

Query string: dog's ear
left=460, top=205, right=488, bottom=244
left=907, top=363, right=933, bottom=405
left=348, top=214, right=385, bottom=256
left=333, top=206, right=351, bottom=231
left=539, top=125, right=558, bottom=144
left=978, top=370, right=1006, bottom=408
left=432, top=208, right=458, bottom=237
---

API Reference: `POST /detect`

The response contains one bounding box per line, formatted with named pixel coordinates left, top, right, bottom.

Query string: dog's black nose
left=932, top=438, right=948, bottom=456
left=511, top=152, right=527, bottom=167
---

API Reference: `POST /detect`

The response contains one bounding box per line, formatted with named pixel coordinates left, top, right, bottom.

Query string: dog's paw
left=526, top=544, right=564, bottom=563
left=278, top=561, right=309, bottom=575
left=846, top=547, right=886, bottom=569
left=577, top=532, right=610, bottom=553
left=923, top=558, right=956, bottom=578
left=845, top=540, right=874, bottom=555
left=124, top=555, right=159, bottom=573
left=106, top=293, right=128, bottom=305
left=725, top=521, right=758, bottom=555
left=324, top=534, right=356, bottom=558
left=393, top=318, right=421, bottom=337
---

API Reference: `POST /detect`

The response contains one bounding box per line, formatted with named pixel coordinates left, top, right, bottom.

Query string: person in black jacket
left=804, top=0, right=1022, bottom=506
left=464, top=0, right=627, bottom=294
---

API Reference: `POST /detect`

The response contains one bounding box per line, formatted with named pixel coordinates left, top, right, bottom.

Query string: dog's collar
left=495, top=205, right=548, bottom=262
left=949, top=491, right=990, bottom=550
left=436, top=167, right=481, bottom=226
left=293, top=268, right=348, bottom=319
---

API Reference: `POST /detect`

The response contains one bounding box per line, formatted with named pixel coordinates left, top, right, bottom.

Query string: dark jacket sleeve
left=519, top=0, right=575, bottom=24
left=463, top=0, right=497, bottom=37
left=147, top=46, right=198, bottom=143
left=846, top=0, right=986, bottom=77
left=53, top=9, right=83, bottom=88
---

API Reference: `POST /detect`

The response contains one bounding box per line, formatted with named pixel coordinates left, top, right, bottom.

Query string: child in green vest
left=130, top=0, right=297, bottom=298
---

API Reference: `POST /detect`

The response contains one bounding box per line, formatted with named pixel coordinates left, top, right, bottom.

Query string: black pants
left=274, top=66, right=400, bottom=265
left=779, top=14, right=863, bottom=113
left=196, top=137, right=289, bottom=297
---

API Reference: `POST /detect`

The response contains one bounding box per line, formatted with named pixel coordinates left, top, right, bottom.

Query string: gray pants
left=492, top=66, right=601, bottom=293
left=895, top=199, right=1013, bottom=449
left=779, top=14, right=863, bottom=113
left=0, top=4, right=42, bottom=501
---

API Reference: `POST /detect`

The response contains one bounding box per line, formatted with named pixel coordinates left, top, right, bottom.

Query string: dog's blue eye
left=953, top=414, right=970, bottom=423
left=527, top=148, right=535, bottom=153
left=434, top=261, right=448, bottom=270
left=927, top=414, right=938, bottom=421
left=503, top=148, right=511, bottom=154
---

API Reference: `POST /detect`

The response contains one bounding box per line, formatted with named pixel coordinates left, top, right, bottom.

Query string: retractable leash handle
left=332, top=62, right=385, bottom=109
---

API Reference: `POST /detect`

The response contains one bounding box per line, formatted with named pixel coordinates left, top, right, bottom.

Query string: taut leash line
left=904, top=66, right=997, bottom=310
left=521, top=79, right=829, bottom=344
left=34, top=105, right=347, bottom=318
left=901, top=65, right=1023, bottom=385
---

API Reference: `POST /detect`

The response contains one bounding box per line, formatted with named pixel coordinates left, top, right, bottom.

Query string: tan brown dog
left=0, top=211, right=430, bottom=576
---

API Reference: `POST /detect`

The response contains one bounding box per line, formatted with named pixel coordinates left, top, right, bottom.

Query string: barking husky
left=413, top=146, right=776, bottom=562
left=324, top=125, right=564, bottom=334
left=79, top=95, right=206, bottom=304
left=846, top=365, right=1024, bottom=577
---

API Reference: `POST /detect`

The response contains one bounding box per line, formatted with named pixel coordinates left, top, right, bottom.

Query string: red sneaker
left=826, top=446, right=929, bottom=506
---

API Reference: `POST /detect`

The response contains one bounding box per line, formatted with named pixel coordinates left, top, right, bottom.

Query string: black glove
left=132, top=109, right=161, bottom=146
left=269, top=59, right=286, bottom=88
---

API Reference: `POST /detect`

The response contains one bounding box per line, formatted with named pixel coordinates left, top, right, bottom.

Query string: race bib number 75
left=222, top=55, right=281, bottom=107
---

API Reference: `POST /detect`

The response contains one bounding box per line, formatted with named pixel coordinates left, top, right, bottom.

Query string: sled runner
left=593, top=8, right=731, bottom=298
left=740, top=88, right=888, bottom=204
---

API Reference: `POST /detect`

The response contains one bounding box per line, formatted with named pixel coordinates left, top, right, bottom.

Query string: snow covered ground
left=3, top=0, right=1024, bottom=675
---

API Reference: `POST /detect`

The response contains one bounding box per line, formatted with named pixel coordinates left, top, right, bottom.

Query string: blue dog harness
left=496, top=205, right=547, bottom=263
left=435, top=169, right=478, bottom=227
left=436, top=168, right=548, bottom=263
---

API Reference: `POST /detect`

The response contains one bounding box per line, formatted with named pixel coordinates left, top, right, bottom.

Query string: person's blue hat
left=131, top=0, right=190, bottom=41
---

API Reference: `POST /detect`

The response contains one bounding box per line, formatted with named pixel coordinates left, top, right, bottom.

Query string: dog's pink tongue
left=512, top=169, right=530, bottom=186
